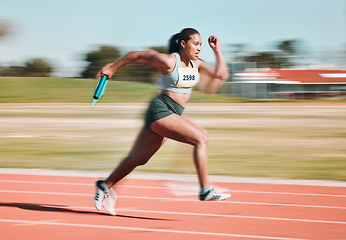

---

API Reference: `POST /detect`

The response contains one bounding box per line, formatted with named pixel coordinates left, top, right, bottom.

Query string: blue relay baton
left=91, top=75, right=108, bottom=107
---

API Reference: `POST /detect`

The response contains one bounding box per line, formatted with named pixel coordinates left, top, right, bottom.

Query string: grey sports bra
left=158, top=53, right=200, bottom=94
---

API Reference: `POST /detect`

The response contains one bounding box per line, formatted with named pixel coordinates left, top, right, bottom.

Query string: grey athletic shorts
left=145, top=93, right=184, bottom=129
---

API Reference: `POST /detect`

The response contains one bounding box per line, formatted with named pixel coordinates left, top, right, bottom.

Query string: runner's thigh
left=151, top=114, right=207, bottom=146
left=129, top=127, right=166, bottom=160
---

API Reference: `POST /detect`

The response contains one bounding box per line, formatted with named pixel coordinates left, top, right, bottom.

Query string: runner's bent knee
left=187, top=125, right=208, bottom=146
left=196, top=128, right=208, bottom=146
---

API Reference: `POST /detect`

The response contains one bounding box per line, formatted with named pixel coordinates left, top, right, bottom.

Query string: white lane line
left=1, top=191, right=346, bottom=225
left=119, top=209, right=346, bottom=225
left=229, top=201, right=346, bottom=210
left=1, top=168, right=345, bottom=187
left=1, top=180, right=345, bottom=198
left=0, top=218, right=308, bottom=240
left=1, top=189, right=345, bottom=210
left=0, top=180, right=164, bottom=189
left=51, top=205, right=346, bottom=225
left=227, top=190, right=346, bottom=198
left=14, top=219, right=61, bottom=226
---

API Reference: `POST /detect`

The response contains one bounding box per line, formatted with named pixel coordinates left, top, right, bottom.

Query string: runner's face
left=182, top=34, right=202, bottom=60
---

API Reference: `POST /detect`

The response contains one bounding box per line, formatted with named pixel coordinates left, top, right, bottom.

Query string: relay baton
left=91, top=75, right=108, bottom=107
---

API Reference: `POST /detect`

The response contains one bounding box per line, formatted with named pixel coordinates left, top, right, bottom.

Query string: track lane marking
left=1, top=180, right=345, bottom=198
left=46, top=205, right=346, bottom=225
left=0, top=218, right=308, bottom=240
left=14, top=219, right=61, bottom=226
left=0, top=189, right=345, bottom=210
left=1, top=191, right=346, bottom=225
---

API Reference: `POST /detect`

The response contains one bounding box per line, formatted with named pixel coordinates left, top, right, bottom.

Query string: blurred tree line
left=0, top=19, right=306, bottom=80
left=80, top=40, right=301, bottom=81
left=0, top=39, right=302, bottom=79
left=229, top=40, right=302, bottom=69
left=0, top=58, right=54, bottom=77
left=0, top=20, right=54, bottom=77
left=81, top=46, right=167, bottom=82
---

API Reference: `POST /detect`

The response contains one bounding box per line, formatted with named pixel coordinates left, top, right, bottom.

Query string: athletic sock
left=200, top=186, right=213, bottom=194
left=101, top=181, right=109, bottom=191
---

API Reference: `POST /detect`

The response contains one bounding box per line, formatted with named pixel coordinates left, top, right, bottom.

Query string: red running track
left=0, top=170, right=345, bottom=240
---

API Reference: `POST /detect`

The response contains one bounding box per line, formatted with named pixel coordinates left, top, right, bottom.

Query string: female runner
left=94, top=28, right=231, bottom=215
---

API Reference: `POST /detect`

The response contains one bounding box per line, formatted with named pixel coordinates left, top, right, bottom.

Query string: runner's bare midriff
left=164, top=90, right=191, bottom=107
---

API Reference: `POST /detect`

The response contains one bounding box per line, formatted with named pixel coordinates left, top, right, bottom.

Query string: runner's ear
left=180, top=40, right=186, bottom=49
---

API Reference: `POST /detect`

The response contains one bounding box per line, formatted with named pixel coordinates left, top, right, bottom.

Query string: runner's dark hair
left=168, top=28, right=200, bottom=53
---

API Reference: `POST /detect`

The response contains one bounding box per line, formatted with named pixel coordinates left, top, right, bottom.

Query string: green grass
left=1, top=77, right=345, bottom=104
left=0, top=77, right=346, bottom=181
left=0, top=77, right=155, bottom=103
left=0, top=77, right=244, bottom=103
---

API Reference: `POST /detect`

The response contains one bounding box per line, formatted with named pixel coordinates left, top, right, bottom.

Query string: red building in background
left=229, top=69, right=346, bottom=99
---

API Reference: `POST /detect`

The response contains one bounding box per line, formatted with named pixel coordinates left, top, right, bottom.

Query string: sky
left=0, top=0, right=345, bottom=77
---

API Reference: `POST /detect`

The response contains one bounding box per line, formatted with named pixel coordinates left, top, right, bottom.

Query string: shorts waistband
left=158, top=93, right=184, bottom=110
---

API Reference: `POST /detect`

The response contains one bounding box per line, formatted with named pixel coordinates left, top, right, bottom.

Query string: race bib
left=177, top=68, right=200, bottom=88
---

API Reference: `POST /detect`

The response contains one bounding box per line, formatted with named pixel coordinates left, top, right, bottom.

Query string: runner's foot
left=199, top=186, right=231, bottom=201
left=94, top=180, right=117, bottom=215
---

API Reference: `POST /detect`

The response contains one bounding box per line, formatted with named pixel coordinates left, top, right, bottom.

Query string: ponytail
left=168, top=28, right=200, bottom=54
left=168, top=33, right=180, bottom=54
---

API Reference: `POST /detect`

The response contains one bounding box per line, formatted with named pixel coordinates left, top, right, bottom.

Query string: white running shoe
left=199, top=186, right=231, bottom=201
left=94, top=180, right=117, bottom=215
left=103, top=187, right=117, bottom=216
